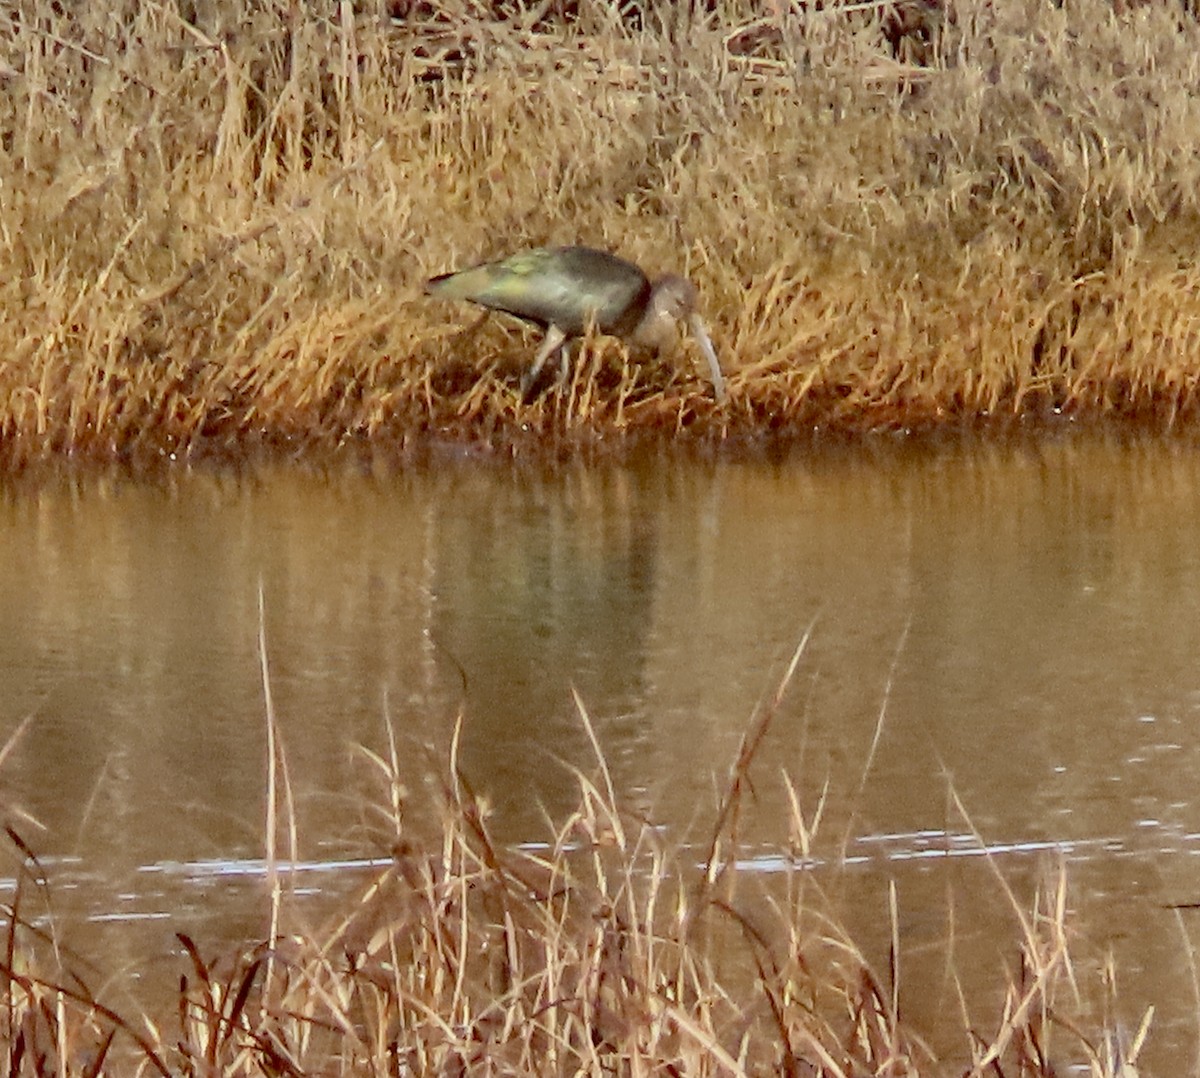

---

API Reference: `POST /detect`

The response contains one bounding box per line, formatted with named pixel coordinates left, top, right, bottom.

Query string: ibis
left=426, top=246, right=726, bottom=402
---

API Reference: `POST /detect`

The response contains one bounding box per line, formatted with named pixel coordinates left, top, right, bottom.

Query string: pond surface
left=2, top=434, right=1200, bottom=1069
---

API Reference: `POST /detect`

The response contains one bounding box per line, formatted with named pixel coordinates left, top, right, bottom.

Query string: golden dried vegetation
left=3, top=0, right=1200, bottom=465
left=0, top=693, right=1152, bottom=1078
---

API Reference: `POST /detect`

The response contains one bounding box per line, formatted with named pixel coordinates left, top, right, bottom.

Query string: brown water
left=3, top=435, right=1200, bottom=1069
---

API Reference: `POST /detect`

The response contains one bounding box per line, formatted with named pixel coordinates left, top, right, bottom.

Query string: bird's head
left=633, top=275, right=697, bottom=348
left=636, top=274, right=726, bottom=403
left=648, top=275, right=699, bottom=320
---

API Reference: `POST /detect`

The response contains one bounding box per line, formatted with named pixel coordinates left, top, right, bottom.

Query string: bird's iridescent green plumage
left=427, top=247, right=652, bottom=337
left=426, top=245, right=726, bottom=402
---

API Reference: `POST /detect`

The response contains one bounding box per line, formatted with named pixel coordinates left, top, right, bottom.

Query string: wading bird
left=426, top=246, right=726, bottom=403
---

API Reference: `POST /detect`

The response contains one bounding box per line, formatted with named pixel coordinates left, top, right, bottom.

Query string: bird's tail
left=425, top=266, right=491, bottom=299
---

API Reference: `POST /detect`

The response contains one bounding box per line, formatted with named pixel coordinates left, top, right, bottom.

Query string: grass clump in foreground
left=0, top=698, right=1152, bottom=1078
left=3, top=0, right=1200, bottom=464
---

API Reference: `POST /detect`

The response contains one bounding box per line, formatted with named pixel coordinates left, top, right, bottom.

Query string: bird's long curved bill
left=688, top=313, right=726, bottom=404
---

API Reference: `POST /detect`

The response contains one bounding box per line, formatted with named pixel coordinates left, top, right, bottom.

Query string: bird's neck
left=633, top=304, right=677, bottom=351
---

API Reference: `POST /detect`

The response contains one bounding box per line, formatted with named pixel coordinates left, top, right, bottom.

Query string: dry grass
left=0, top=666, right=1155, bottom=1078
left=0, top=773, right=1148, bottom=1078
left=3, top=0, right=1200, bottom=465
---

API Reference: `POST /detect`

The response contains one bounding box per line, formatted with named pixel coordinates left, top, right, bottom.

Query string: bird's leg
left=520, top=324, right=567, bottom=400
